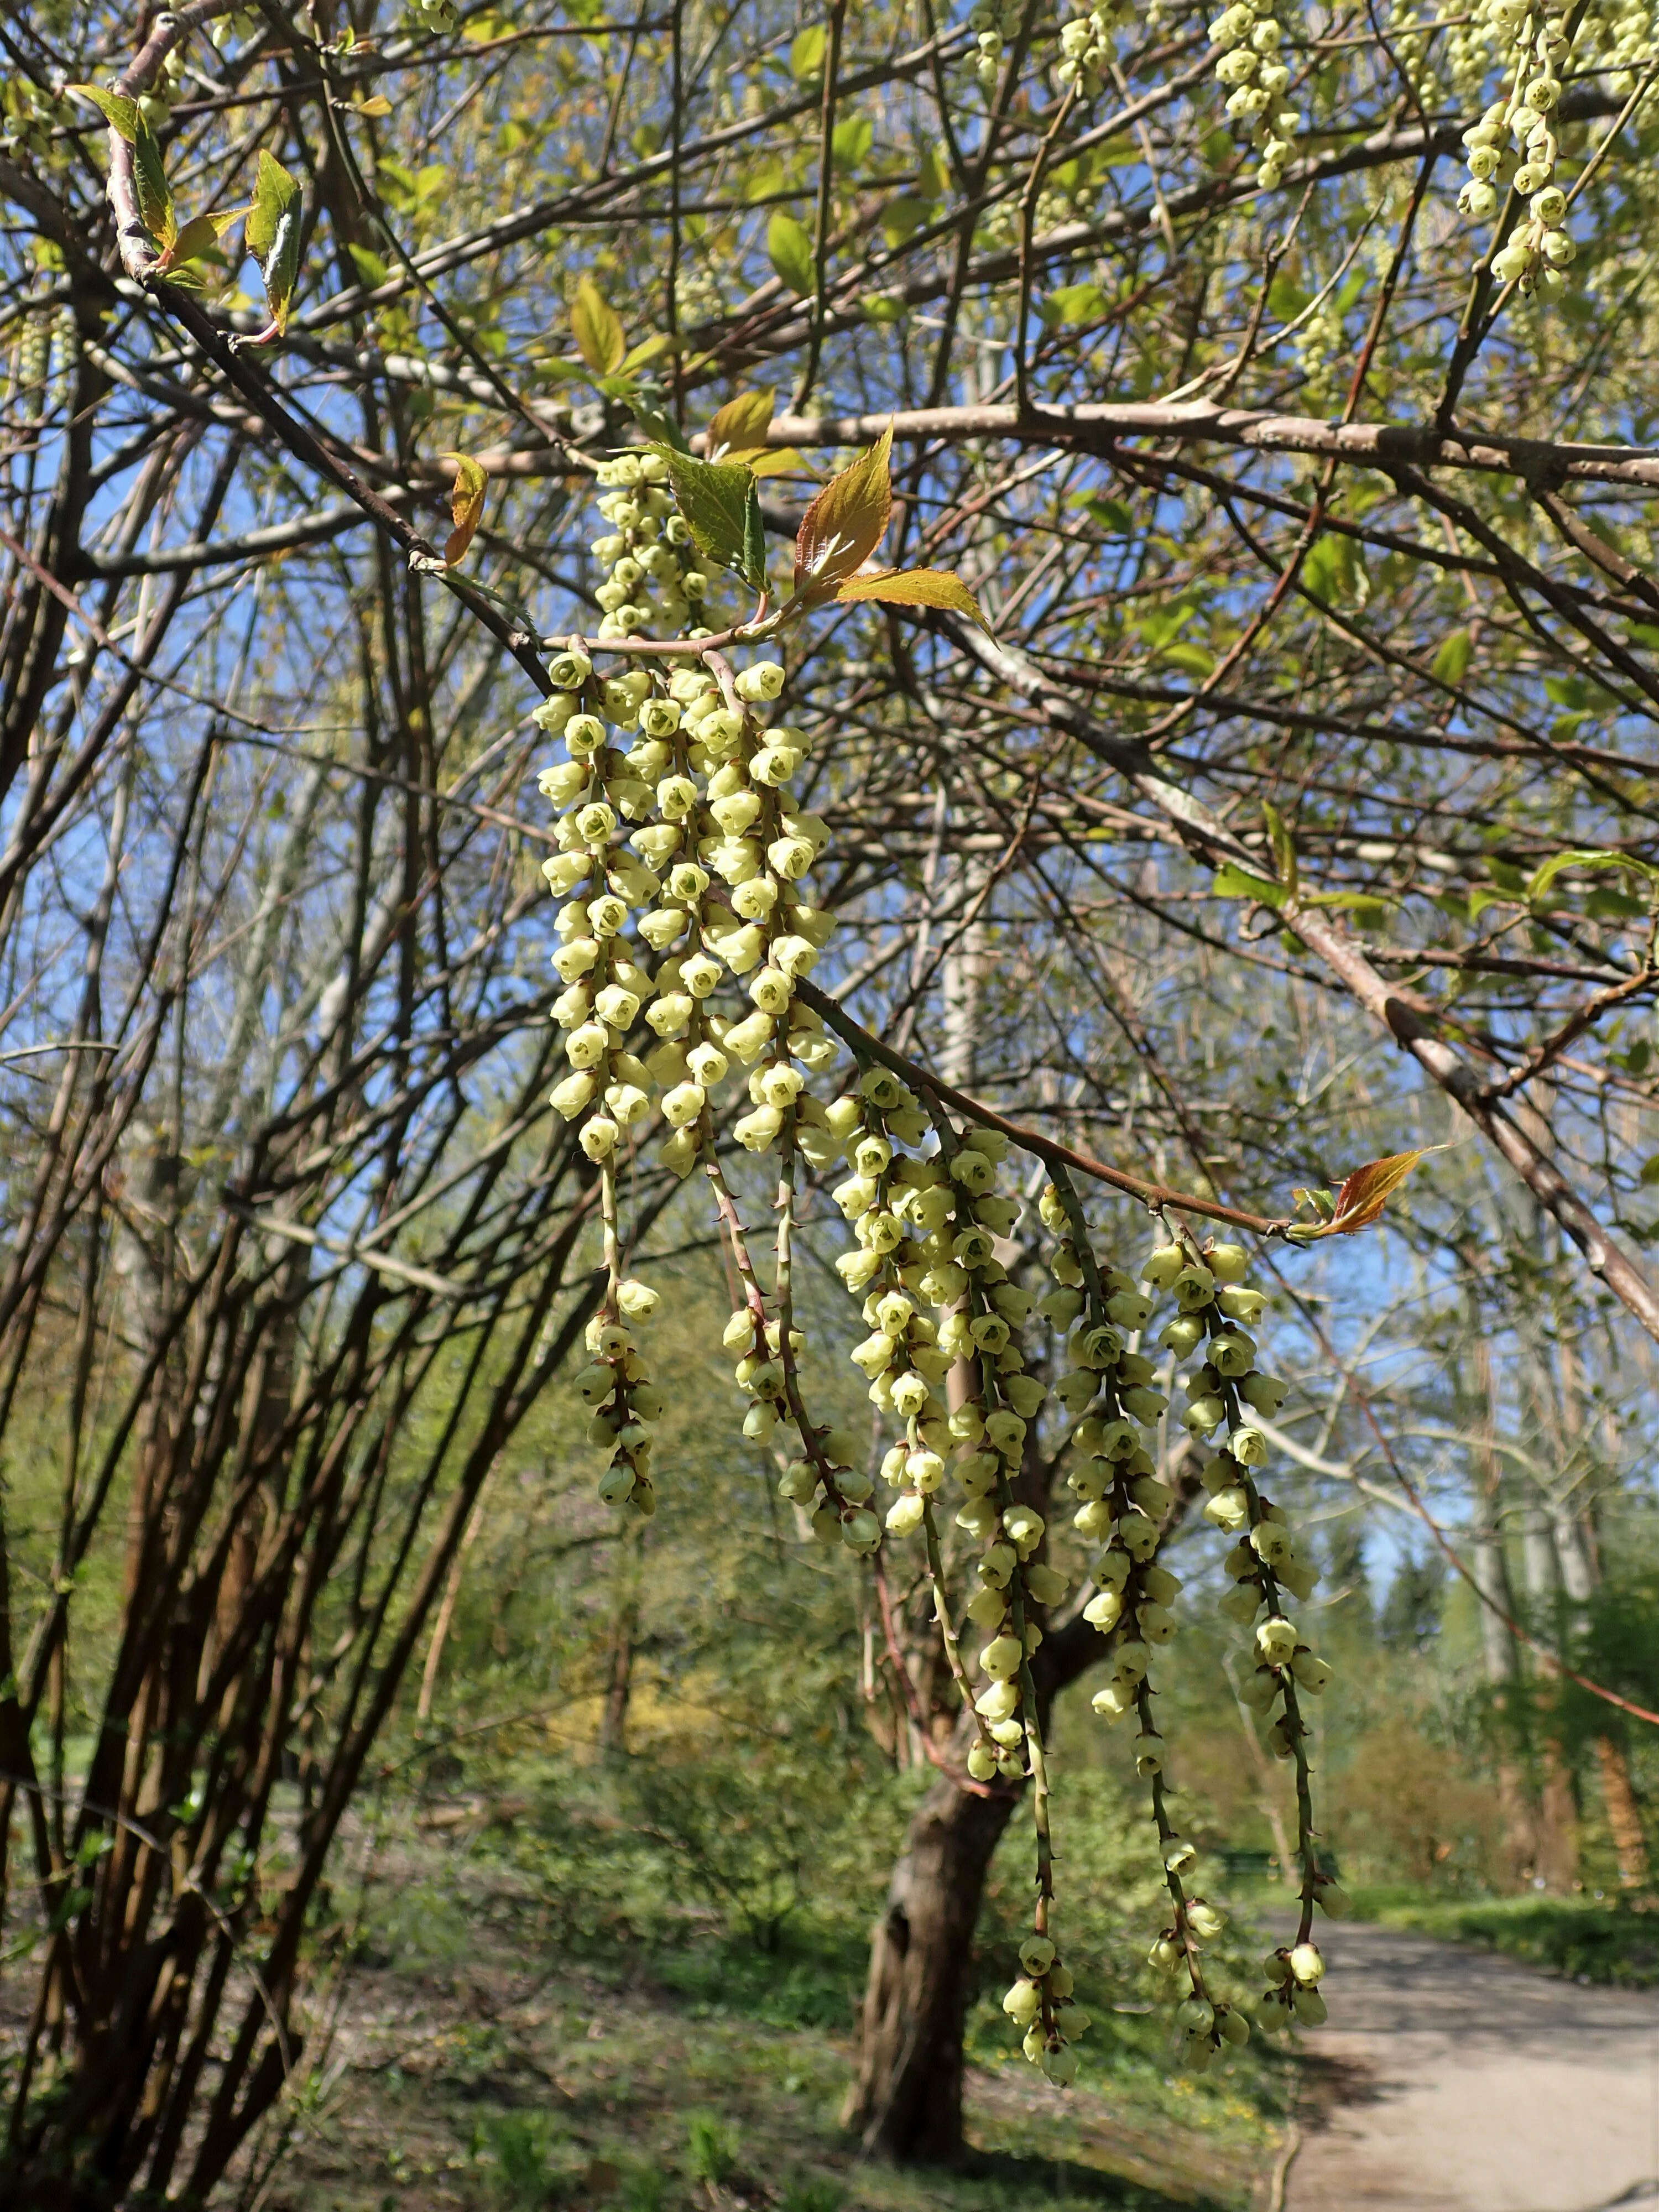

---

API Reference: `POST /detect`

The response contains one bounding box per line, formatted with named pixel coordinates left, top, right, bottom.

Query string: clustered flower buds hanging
left=1207, top=0, right=1300, bottom=188
left=589, top=453, right=702, bottom=638
left=537, top=447, right=1336, bottom=2083
left=1457, top=8, right=1575, bottom=291
left=1056, top=3, right=1126, bottom=96
left=966, top=0, right=1022, bottom=87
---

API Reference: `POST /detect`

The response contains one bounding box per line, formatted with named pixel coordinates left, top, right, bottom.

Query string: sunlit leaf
left=789, top=24, right=827, bottom=79
left=834, top=567, right=987, bottom=625
left=652, top=447, right=765, bottom=591
left=707, top=390, right=775, bottom=460
left=444, top=453, right=488, bottom=567
left=571, top=275, right=625, bottom=375
left=153, top=204, right=248, bottom=275
left=67, top=84, right=140, bottom=142
left=1528, top=847, right=1659, bottom=904
left=767, top=212, right=816, bottom=298
left=1211, top=863, right=1286, bottom=909
left=1293, top=1150, right=1431, bottom=1239
left=793, top=429, right=892, bottom=603
left=247, top=150, right=302, bottom=333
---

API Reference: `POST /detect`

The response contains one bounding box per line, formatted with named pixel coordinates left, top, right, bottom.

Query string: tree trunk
left=1594, top=1735, right=1650, bottom=1889
left=842, top=1768, right=1017, bottom=2162
left=1468, top=1335, right=1539, bottom=1885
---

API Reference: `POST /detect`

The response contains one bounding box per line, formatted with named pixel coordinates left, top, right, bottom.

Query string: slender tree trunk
left=1594, top=1736, right=1650, bottom=1888
left=1469, top=1334, right=1538, bottom=1885
left=842, top=1769, right=1016, bottom=2162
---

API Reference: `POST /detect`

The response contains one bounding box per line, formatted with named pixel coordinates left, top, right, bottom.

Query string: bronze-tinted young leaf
left=67, top=83, right=140, bottom=143
left=793, top=428, right=892, bottom=599
left=834, top=566, right=987, bottom=625
left=707, top=390, right=775, bottom=460
left=1310, top=1150, right=1427, bottom=1237
left=654, top=447, right=766, bottom=590
left=571, top=275, right=625, bottom=375
left=444, top=453, right=488, bottom=567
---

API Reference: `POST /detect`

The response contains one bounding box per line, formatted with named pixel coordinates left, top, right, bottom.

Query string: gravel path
left=1284, top=1922, right=1659, bottom=2212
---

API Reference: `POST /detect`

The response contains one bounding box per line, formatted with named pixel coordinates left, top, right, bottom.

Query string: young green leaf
left=571, top=276, right=625, bottom=375
left=1261, top=800, right=1298, bottom=894
left=1211, top=863, right=1287, bottom=909
left=153, top=205, right=249, bottom=276
left=132, top=119, right=175, bottom=249
left=653, top=448, right=766, bottom=591
left=1431, top=628, right=1473, bottom=686
left=792, top=429, right=892, bottom=602
left=67, top=84, right=141, bottom=143
left=707, top=390, right=775, bottom=460
left=246, top=150, right=302, bottom=333
left=1528, top=847, right=1659, bottom=904
left=767, top=213, right=816, bottom=298
left=789, top=24, right=827, bottom=79
left=834, top=567, right=987, bottom=625
left=444, top=454, right=488, bottom=567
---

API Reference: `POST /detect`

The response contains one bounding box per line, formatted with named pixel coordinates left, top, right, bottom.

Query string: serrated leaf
left=707, top=389, right=775, bottom=461
left=653, top=447, right=765, bottom=589
left=246, top=150, right=302, bottom=333
left=133, top=118, right=175, bottom=249
left=834, top=567, right=987, bottom=626
left=793, top=429, right=892, bottom=602
left=444, top=453, right=487, bottom=566
left=1211, top=863, right=1287, bottom=910
left=571, top=275, right=625, bottom=375
left=767, top=212, right=816, bottom=298
left=67, top=84, right=140, bottom=142
left=246, top=148, right=300, bottom=266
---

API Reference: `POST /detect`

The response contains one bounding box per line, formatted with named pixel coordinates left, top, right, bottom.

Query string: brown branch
left=791, top=977, right=1293, bottom=1237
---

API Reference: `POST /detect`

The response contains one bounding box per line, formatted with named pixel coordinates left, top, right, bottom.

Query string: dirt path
left=1284, top=1921, right=1659, bottom=2212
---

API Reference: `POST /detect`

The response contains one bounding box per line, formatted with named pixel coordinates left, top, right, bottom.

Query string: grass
left=1347, top=1884, right=1659, bottom=1986
left=254, top=1827, right=1287, bottom=2212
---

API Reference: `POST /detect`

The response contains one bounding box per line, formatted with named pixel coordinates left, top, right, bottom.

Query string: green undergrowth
left=1349, top=1884, right=1659, bottom=1985
left=266, top=1771, right=1288, bottom=2212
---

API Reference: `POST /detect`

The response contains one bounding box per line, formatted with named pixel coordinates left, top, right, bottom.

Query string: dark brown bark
left=842, top=1768, right=1017, bottom=2162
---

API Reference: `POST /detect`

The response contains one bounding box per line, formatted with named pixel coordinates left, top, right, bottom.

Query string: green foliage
left=1353, top=1890, right=1659, bottom=1985
left=685, top=2111, right=739, bottom=2184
